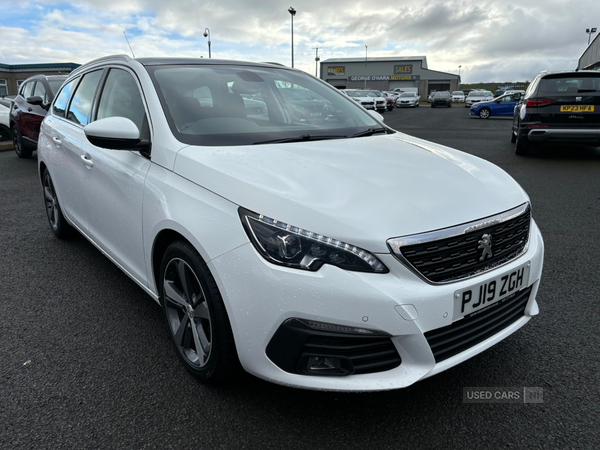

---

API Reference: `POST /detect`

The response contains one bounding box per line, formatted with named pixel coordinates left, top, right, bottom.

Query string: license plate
left=560, top=105, right=594, bottom=112
left=453, top=262, right=530, bottom=320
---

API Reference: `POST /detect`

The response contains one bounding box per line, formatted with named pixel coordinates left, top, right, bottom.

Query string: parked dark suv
left=512, top=70, right=600, bottom=155
left=10, top=74, right=67, bottom=158
left=431, top=91, right=452, bottom=108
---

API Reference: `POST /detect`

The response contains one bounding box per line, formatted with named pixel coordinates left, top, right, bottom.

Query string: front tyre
left=160, top=241, right=239, bottom=383
left=479, top=108, right=491, bottom=119
left=42, top=169, right=72, bottom=238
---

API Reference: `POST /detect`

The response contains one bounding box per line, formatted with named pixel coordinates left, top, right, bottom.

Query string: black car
left=9, top=74, right=67, bottom=158
left=431, top=91, right=452, bottom=108
left=512, top=70, right=600, bottom=155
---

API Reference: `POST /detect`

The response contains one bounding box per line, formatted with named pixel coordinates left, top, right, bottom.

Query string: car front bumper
left=209, top=219, right=544, bottom=391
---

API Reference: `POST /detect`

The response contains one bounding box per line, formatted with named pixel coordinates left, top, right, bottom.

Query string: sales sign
left=393, top=65, right=413, bottom=74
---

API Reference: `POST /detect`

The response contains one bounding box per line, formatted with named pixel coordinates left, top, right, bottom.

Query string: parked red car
left=10, top=74, right=67, bottom=158
left=372, top=90, right=394, bottom=111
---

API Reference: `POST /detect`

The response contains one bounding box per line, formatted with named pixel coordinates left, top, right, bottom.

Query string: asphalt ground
left=1, top=105, right=599, bottom=449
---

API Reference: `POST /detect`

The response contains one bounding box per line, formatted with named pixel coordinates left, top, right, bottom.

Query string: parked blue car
left=470, top=92, right=522, bottom=119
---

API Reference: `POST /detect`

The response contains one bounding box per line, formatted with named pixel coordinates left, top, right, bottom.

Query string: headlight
left=239, top=208, right=388, bottom=273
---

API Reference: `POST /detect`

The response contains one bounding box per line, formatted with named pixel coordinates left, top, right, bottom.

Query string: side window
left=22, top=81, right=35, bottom=99
left=33, top=81, right=47, bottom=103
left=66, top=70, right=102, bottom=126
left=0, top=79, right=7, bottom=97
left=53, top=78, right=78, bottom=118
left=97, top=69, right=146, bottom=132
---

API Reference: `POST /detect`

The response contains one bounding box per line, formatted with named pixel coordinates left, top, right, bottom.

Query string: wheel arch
left=152, top=228, right=191, bottom=294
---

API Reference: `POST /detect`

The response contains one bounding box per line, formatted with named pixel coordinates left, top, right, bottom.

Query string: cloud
left=0, top=0, right=598, bottom=82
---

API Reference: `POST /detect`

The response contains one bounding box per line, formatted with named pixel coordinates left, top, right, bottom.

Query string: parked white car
left=395, top=92, right=420, bottom=107
left=37, top=55, right=544, bottom=392
left=341, top=89, right=376, bottom=111
left=0, top=100, right=12, bottom=141
left=465, top=90, right=494, bottom=107
left=451, top=91, right=465, bottom=102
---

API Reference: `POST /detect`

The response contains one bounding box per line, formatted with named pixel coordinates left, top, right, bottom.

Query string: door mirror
left=84, top=117, right=149, bottom=151
left=26, top=96, right=44, bottom=105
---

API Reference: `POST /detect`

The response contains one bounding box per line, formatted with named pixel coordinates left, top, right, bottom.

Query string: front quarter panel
left=142, top=162, right=249, bottom=297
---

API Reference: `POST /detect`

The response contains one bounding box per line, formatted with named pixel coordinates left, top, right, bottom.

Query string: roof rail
left=70, top=54, right=132, bottom=77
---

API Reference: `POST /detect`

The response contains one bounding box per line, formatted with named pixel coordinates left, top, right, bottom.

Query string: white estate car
left=451, top=91, right=465, bottom=102
left=37, top=55, right=544, bottom=392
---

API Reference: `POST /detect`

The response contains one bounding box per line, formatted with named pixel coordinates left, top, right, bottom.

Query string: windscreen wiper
left=252, top=134, right=349, bottom=145
left=350, top=127, right=390, bottom=137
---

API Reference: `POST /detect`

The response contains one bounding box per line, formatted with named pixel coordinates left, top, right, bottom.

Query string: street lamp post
left=313, top=47, right=321, bottom=77
left=364, top=45, right=368, bottom=89
left=586, top=27, right=597, bottom=45
left=203, top=28, right=211, bottom=58
left=288, top=7, right=296, bottom=68
left=458, top=65, right=462, bottom=88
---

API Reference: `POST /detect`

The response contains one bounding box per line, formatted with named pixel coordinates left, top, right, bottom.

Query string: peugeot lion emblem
left=478, top=234, right=493, bottom=261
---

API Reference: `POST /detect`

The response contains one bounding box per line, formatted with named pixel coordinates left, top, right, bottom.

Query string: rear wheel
left=42, top=169, right=72, bottom=238
left=0, top=125, right=12, bottom=142
left=515, top=130, right=530, bottom=156
left=12, top=125, right=33, bottom=158
left=160, top=241, right=239, bottom=382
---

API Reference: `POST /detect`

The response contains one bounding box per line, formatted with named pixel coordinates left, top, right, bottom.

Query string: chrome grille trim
left=387, top=203, right=531, bottom=285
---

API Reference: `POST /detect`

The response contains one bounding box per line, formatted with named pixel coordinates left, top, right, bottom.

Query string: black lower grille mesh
left=303, top=335, right=401, bottom=374
left=399, top=209, right=531, bottom=283
left=424, top=286, right=532, bottom=363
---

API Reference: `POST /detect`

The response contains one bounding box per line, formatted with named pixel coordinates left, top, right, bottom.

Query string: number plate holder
left=453, top=262, right=531, bottom=321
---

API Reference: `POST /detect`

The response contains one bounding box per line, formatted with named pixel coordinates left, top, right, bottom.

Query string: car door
left=13, top=80, right=37, bottom=143
left=496, top=95, right=517, bottom=116
left=45, top=76, right=92, bottom=232
left=80, top=67, right=152, bottom=286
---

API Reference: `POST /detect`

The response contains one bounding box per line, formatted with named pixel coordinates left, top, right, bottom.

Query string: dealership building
left=319, top=56, right=460, bottom=95
left=0, top=62, right=80, bottom=97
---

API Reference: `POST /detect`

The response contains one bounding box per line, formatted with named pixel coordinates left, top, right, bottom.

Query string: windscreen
left=148, top=65, right=380, bottom=146
left=49, top=80, right=66, bottom=95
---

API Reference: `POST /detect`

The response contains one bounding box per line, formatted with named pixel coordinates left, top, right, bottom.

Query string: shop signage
left=327, top=66, right=345, bottom=76
left=348, top=75, right=419, bottom=81
left=393, top=65, right=413, bottom=74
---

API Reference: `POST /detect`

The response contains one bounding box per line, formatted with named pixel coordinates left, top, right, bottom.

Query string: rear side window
left=66, top=70, right=103, bottom=126
left=53, top=78, right=78, bottom=118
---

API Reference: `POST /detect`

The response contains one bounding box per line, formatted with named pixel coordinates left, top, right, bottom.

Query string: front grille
left=425, top=286, right=532, bottom=363
left=302, top=334, right=401, bottom=374
left=393, top=206, right=531, bottom=283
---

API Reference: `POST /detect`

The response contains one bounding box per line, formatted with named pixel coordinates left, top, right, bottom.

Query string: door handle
left=27, top=107, right=33, bottom=112
left=80, top=154, right=94, bottom=168
left=52, top=137, right=62, bottom=147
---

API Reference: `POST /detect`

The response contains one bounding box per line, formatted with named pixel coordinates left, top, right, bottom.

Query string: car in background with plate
left=431, top=91, right=452, bottom=107
left=465, top=90, right=493, bottom=108
left=451, top=91, right=465, bottom=103
left=512, top=70, right=600, bottom=155
left=470, top=92, right=522, bottom=119
left=395, top=92, right=420, bottom=107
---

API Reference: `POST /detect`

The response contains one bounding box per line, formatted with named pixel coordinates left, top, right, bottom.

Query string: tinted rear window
left=538, top=74, right=600, bottom=94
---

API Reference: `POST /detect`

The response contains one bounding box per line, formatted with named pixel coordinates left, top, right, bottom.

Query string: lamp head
left=288, top=7, right=296, bottom=16
left=203, top=31, right=208, bottom=37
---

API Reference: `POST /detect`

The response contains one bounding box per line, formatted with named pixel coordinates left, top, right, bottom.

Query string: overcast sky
left=1, top=0, right=598, bottom=83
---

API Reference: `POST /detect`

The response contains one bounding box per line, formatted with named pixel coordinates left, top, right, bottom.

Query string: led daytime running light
left=257, top=214, right=385, bottom=272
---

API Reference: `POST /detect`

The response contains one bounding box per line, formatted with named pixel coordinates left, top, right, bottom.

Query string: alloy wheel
left=163, top=258, right=212, bottom=368
left=43, top=172, right=59, bottom=230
